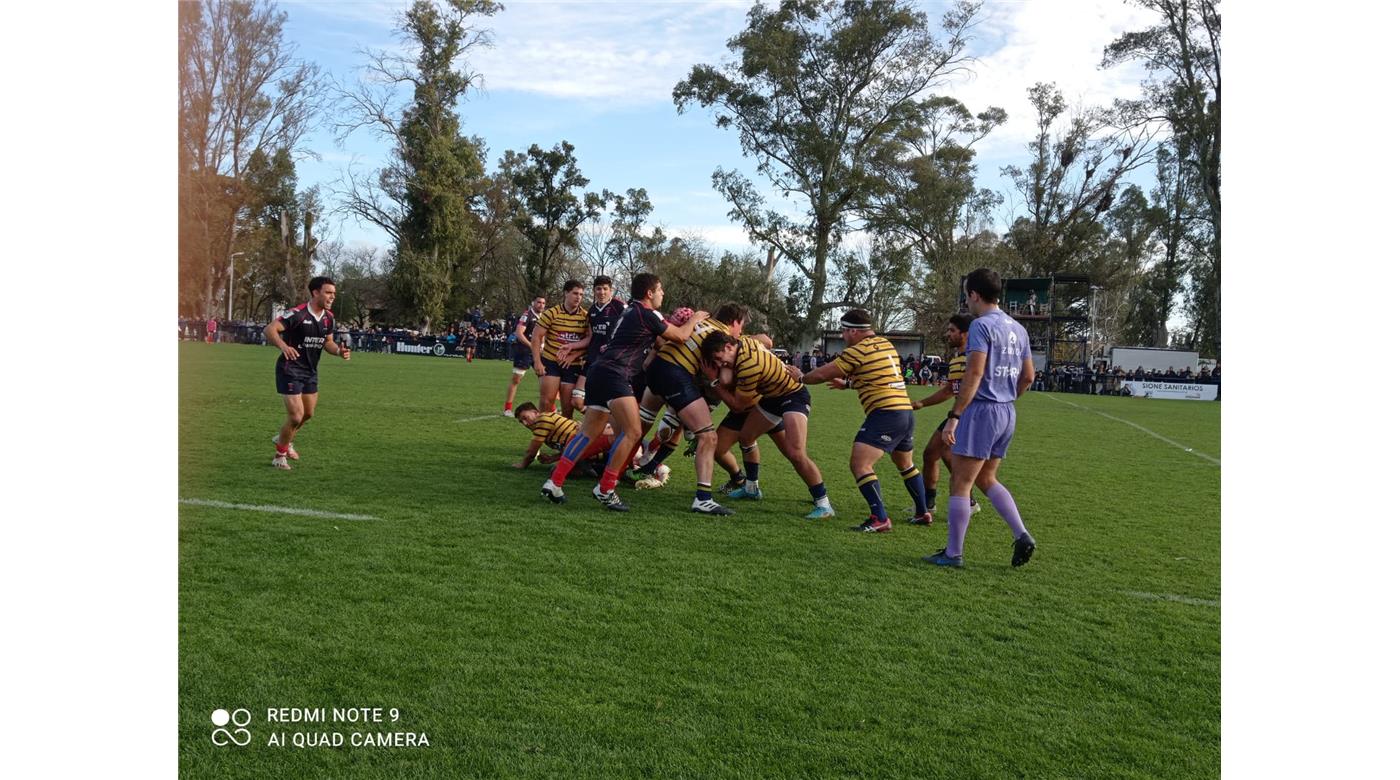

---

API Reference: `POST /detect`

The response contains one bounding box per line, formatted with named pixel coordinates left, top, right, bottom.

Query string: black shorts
left=512, top=348, right=533, bottom=371
left=646, top=359, right=704, bottom=412
left=585, top=365, right=637, bottom=410
left=543, top=357, right=582, bottom=384
left=719, top=408, right=785, bottom=434
left=275, top=362, right=318, bottom=395
left=854, top=409, right=916, bottom=453
left=757, top=387, right=811, bottom=424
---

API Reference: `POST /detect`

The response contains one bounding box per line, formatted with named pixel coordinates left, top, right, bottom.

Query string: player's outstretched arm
left=264, top=319, right=299, bottom=362
left=789, top=360, right=844, bottom=386
left=911, top=384, right=953, bottom=410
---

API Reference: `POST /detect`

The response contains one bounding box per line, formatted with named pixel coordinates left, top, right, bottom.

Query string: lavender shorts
left=951, top=401, right=1017, bottom=460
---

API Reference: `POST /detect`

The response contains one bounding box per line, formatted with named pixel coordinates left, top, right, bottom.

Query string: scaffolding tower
left=961, top=274, right=1097, bottom=370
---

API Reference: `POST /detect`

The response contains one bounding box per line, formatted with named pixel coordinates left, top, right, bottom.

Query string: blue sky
left=283, top=0, right=1159, bottom=257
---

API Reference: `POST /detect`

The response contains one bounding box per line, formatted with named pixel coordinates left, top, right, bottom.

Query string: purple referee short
left=951, top=401, right=1017, bottom=460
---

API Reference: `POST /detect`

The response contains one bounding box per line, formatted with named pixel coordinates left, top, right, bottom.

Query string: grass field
left=178, top=342, right=1220, bottom=779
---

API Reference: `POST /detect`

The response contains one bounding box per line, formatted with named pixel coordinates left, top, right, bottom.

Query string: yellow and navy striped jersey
left=656, top=317, right=729, bottom=375
left=529, top=412, right=580, bottom=449
left=734, top=336, right=802, bottom=399
left=947, top=351, right=967, bottom=394
left=537, top=304, right=589, bottom=366
left=832, top=335, right=913, bottom=414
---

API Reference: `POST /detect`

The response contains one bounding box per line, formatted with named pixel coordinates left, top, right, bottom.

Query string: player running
left=925, top=268, right=1038, bottom=568
left=503, top=294, right=546, bottom=416
left=909, top=314, right=981, bottom=523
left=700, top=332, right=835, bottom=519
left=532, top=280, right=590, bottom=419
left=264, top=276, right=351, bottom=470
left=786, top=309, right=927, bottom=533
left=541, top=274, right=708, bottom=511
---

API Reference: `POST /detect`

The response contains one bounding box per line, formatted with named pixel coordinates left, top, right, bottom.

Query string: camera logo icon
left=211, top=708, right=252, bottom=746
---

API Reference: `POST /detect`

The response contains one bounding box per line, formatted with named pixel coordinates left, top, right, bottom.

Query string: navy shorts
left=512, top=348, right=533, bottom=371
left=646, top=359, right=704, bottom=412
left=757, top=387, right=811, bottom=424
left=275, top=362, right=318, bottom=395
left=720, top=408, right=785, bottom=433
left=585, top=365, right=637, bottom=410
left=543, top=357, right=582, bottom=384
left=854, top=409, right=916, bottom=453
left=951, top=401, right=1017, bottom=460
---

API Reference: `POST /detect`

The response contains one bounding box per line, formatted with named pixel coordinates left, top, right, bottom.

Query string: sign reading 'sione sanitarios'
left=1122, top=381, right=1219, bottom=401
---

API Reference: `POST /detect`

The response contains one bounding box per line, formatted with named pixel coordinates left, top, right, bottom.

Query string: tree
left=831, top=238, right=915, bottom=331
left=334, top=0, right=500, bottom=332
left=232, top=147, right=322, bottom=316
left=674, top=0, right=981, bottom=341
left=1103, top=0, right=1220, bottom=357
left=1001, top=82, right=1158, bottom=276
left=604, top=189, right=667, bottom=284
left=860, top=95, right=1004, bottom=332
left=179, top=0, right=325, bottom=318
left=503, top=142, right=603, bottom=297
left=314, top=241, right=389, bottom=328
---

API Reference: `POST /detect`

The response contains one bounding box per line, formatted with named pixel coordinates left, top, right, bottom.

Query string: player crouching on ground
left=265, top=276, right=351, bottom=470
left=512, top=402, right=615, bottom=475
left=925, top=268, right=1037, bottom=568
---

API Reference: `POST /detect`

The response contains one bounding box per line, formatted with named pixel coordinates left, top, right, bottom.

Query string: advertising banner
left=1122, top=381, right=1218, bottom=401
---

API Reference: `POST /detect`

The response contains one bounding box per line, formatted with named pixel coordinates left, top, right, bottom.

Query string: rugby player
left=700, top=332, right=835, bottom=519
left=264, top=276, right=351, bottom=470
left=541, top=274, right=709, bottom=511
left=786, top=309, right=927, bottom=532
left=909, top=314, right=981, bottom=523
left=462, top=322, right=478, bottom=362
left=925, top=269, right=1037, bottom=568
left=532, top=280, right=590, bottom=419
left=503, top=294, right=546, bottom=416
left=556, top=276, right=626, bottom=415
left=631, top=303, right=751, bottom=515
left=511, top=402, right=614, bottom=471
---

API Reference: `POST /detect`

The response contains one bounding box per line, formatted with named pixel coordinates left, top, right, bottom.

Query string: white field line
left=1124, top=590, right=1219, bottom=607
left=179, top=498, right=378, bottom=521
left=1039, top=394, right=1221, bottom=466
left=456, top=414, right=505, bottom=423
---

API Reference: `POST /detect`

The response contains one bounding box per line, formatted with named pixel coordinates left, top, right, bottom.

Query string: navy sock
left=856, top=473, right=887, bottom=521
left=696, top=482, right=712, bottom=502
left=808, top=482, right=828, bottom=500
left=900, top=466, right=928, bottom=516
left=744, top=460, right=760, bottom=482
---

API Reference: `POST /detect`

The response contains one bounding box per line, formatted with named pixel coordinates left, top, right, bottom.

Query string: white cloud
left=473, top=1, right=748, bottom=103
left=939, top=0, right=1160, bottom=160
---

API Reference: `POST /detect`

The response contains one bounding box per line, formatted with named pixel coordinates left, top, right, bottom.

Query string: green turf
left=179, top=342, right=1220, bottom=778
